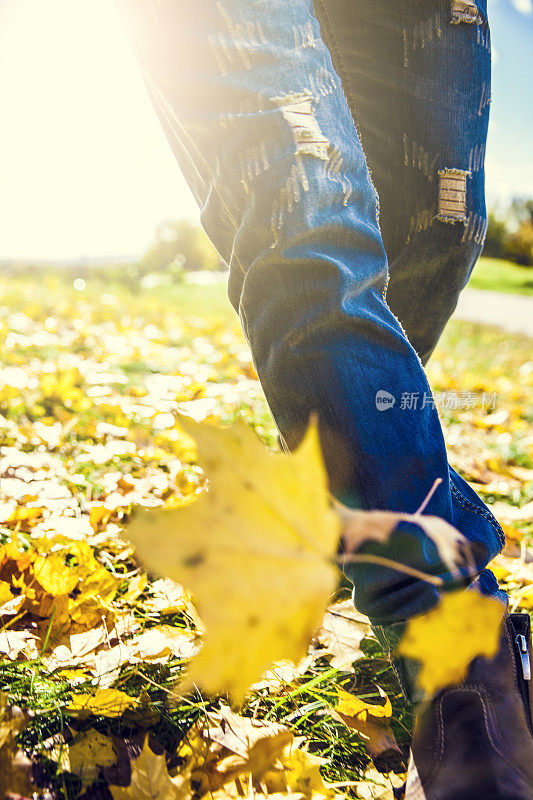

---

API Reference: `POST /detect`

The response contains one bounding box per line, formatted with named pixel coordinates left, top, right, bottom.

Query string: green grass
left=469, top=257, right=533, bottom=295
left=433, top=317, right=532, bottom=375
left=153, top=276, right=234, bottom=319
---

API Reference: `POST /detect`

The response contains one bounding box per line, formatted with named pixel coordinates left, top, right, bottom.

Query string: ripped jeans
left=115, top=0, right=506, bottom=626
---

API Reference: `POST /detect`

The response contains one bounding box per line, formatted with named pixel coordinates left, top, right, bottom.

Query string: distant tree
left=139, top=219, right=222, bottom=275
left=504, top=198, right=533, bottom=266
left=509, top=197, right=533, bottom=228
left=482, top=211, right=508, bottom=259
left=506, top=220, right=533, bottom=266
left=482, top=198, right=533, bottom=267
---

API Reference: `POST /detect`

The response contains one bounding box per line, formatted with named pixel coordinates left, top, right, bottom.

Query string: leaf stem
left=414, top=477, right=443, bottom=516
left=335, top=553, right=444, bottom=587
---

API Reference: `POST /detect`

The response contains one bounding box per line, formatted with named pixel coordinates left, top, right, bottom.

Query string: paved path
left=453, top=287, right=533, bottom=338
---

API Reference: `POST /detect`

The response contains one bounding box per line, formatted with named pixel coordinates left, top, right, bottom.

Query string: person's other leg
left=307, top=10, right=533, bottom=795
left=317, top=0, right=491, bottom=364
left=114, top=0, right=504, bottom=626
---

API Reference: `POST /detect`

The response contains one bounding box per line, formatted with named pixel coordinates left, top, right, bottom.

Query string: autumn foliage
left=0, top=274, right=531, bottom=799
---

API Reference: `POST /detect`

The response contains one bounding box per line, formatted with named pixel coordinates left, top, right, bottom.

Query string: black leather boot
left=405, top=613, right=533, bottom=800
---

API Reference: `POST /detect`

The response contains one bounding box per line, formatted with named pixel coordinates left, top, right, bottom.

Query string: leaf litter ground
left=0, top=273, right=531, bottom=799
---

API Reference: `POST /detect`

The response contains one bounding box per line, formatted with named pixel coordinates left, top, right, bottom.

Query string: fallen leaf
left=68, top=688, right=137, bottom=718
left=87, top=644, right=129, bottom=688
left=109, top=735, right=190, bottom=800
left=281, top=746, right=335, bottom=800
left=0, top=580, right=13, bottom=606
left=144, top=578, right=190, bottom=615
left=354, top=767, right=397, bottom=799
left=515, top=584, right=533, bottom=610
left=207, top=706, right=293, bottom=779
left=130, top=625, right=198, bottom=662
left=121, top=571, right=148, bottom=603
left=0, top=694, right=33, bottom=799
left=44, top=625, right=108, bottom=669
left=0, top=593, right=25, bottom=617
left=491, top=500, right=533, bottom=524
left=251, top=656, right=315, bottom=693
left=0, top=629, right=38, bottom=660
left=68, top=729, right=118, bottom=789
left=335, top=688, right=392, bottom=722
left=33, top=552, right=79, bottom=596
left=333, top=688, right=402, bottom=769
left=314, top=599, right=369, bottom=670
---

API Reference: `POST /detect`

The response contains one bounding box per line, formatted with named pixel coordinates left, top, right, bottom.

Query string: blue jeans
left=116, top=0, right=505, bottom=626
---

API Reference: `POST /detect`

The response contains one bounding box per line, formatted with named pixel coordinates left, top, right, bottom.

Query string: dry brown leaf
left=354, top=767, right=397, bottom=799
left=109, top=735, right=190, bottom=800
left=206, top=706, right=293, bottom=779
left=0, top=694, right=34, bottom=799
left=336, top=501, right=470, bottom=579
left=314, top=599, right=369, bottom=670
left=0, top=629, right=39, bottom=660
left=130, top=625, right=198, bottom=662
left=251, top=656, right=315, bottom=694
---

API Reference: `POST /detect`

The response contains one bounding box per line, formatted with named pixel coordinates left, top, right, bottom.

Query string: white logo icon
left=375, top=390, right=396, bottom=411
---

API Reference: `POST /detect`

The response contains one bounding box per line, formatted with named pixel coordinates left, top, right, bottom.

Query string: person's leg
left=307, top=7, right=533, bottom=796
left=316, top=0, right=491, bottom=365
left=114, top=0, right=504, bottom=627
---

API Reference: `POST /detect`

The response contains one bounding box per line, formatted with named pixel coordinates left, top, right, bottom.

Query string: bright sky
left=0, top=0, right=531, bottom=260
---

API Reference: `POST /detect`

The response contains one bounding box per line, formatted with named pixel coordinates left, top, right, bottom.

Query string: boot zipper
left=516, top=634, right=532, bottom=681
left=515, top=633, right=533, bottom=737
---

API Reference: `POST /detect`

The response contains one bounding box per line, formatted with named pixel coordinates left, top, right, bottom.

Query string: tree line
left=483, top=197, right=533, bottom=266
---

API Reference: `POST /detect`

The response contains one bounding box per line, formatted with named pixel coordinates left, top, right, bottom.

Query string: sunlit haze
left=0, top=0, right=531, bottom=260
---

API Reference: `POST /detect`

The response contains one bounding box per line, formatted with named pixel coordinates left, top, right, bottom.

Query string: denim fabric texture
left=115, top=0, right=506, bottom=627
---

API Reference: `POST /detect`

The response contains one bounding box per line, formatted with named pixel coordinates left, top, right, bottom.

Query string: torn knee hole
left=435, top=168, right=470, bottom=223
left=272, top=91, right=330, bottom=161
left=450, top=0, right=482, bottom=24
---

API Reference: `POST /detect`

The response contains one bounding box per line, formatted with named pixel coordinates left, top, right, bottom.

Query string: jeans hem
left=449, top=472, right=506, bottom=550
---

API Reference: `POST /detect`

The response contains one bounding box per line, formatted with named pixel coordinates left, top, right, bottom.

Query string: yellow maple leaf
left=281, top=746, right=335, bottom=800
left=122, top=571, right=148, bottom=604
left=33, top=553, right=79, bottom=596
left=109, top=735, right=190, bottom=800
left=335, top=688, right=392, bottom=722
left=68, top=688, right=137, bottom=718
left=127, top=415, right=339, bottom=702
left=89, top=505, right=112, bottom=531
left=396, top=590, right=506, bottom=696
left=0, top=580, right=13, bottom=606
left=333, top=688, right=401, bottom=766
